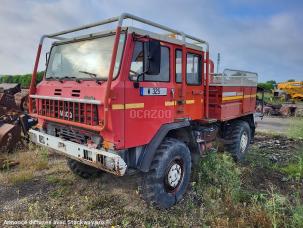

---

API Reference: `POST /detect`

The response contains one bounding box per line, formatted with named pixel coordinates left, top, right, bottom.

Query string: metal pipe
left=181, top=45, right=187, bottom=100
left=29, top=95, right=101, bottom=105
left=180, top=32, right=186, bottom=106
left=205, top=50, right=210, bottom=119
left=120, top=13, right=209, bottom=47
left=52, top=36, right=67, bottom=41
left=42, top=12, right=208, bottom=47
left=119, top=13, right=183, bottom=35
left=217, top=53, right=220, bottom=74
left=45, top=16, right=120, bottom=38
left=101, top=26, right=122, bottom=130
left=29, top=43, right=43, bottom=113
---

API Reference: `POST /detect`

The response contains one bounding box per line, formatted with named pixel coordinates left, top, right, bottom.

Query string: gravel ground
left=256, top=116, right=290, bottom=133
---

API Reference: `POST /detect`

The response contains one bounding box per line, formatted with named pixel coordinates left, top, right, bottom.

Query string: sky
left=0, top=0, right=302, bottom=82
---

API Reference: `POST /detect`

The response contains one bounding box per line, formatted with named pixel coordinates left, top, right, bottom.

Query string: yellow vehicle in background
left=274, top=81, right=303, bottom=101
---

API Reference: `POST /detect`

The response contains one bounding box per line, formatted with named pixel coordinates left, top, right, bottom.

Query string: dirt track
left=256, top=117, right=290, bottom=133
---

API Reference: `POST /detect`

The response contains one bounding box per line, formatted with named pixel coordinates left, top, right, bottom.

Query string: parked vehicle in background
left=274, top=81, right=303, bottom=101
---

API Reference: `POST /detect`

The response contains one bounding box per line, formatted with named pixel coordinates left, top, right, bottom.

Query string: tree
left=287, top=79, right=295, bottom=82
left=257, top=82, right=274, bottom=91
left=0, top=72, right=44, bottom=88
left=266, top=80, right=276, bottom=86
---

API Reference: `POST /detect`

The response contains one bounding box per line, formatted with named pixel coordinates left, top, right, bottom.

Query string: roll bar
left=40, top=13, right=209, bottom=50
left=29, top=13, right=210, bottom=130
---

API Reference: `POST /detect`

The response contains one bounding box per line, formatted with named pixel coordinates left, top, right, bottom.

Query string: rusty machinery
left=0, top=83, right=35, bottom=152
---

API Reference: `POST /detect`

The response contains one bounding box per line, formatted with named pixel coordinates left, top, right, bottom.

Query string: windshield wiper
left=47, top=75, right=66, bottom=79
left=62, top=76, right=81, bottom=83
left=47, top=76, right=59, bottom=80
left=62, top=76, right=76, bottom=79
left=47, top=76, right=63, bottom=83
left=79, top=70, right=97, bottom=78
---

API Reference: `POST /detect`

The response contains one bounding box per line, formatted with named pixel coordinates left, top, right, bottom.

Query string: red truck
left=28, top=13, right=258, bottom=208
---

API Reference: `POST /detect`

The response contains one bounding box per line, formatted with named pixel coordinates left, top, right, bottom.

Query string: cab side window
left=129, top=41, right=170, bottom=82
left=175, top=51, right=201, bottom=85
left=186, top=53, right=201, bottom=85
left=175, top=50, right=182, bottom=83
left=130, top=42, right=144, bottom=80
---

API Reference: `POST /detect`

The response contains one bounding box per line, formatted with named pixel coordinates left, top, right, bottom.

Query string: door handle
left=192, top=90, right=203, bottom=95
left=170, top=88, right=175, bottom=99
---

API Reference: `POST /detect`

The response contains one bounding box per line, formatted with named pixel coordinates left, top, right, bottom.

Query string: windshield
left=45, top=34, right=125, bottom=80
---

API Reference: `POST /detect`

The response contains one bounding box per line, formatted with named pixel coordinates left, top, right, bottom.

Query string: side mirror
left=144, top=40, right=161, bottom=75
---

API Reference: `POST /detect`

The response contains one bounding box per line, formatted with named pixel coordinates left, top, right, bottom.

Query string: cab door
left=124, top=39, right=174, bottom=148
left=173, top=48, right=204, bottom=120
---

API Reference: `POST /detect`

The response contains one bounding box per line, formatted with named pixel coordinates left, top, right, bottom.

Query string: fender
left=137, top=121, right=190, bottom=172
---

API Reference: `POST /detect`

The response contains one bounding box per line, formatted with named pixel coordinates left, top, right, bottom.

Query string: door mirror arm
left=133, top=70, right=147, bottom=88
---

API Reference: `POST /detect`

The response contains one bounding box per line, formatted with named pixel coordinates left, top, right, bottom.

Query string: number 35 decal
left=140, top=87, right=168, bottom=96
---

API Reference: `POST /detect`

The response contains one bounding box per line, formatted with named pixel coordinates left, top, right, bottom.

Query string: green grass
left=287, top=118, right=303, bottom=139
left=46, top=174, right=74, bottom=186
left=291, top=204, right=303, bottom=227
left=1, top=145, right=50, bottom=185
left=245, top=146, right=277, bottom=169
left=7, top=169, right=34, bottom=185
left=195, top=152, right=241, bottom=203
left=280, top=151, right=303, bottom=180
left=194, top=151, right=303, bottom=227
left=49, top=186, right=71, bottom=199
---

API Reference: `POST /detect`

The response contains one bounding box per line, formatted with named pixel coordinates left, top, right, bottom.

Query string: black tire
left=224, top=120, right=251, bottom=162
left=139, top=138, right=192, bottom=209
left=67, top=159, right=101, bottom=179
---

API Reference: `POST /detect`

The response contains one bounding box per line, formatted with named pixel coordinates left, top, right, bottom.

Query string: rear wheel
left=224, top=120, right=251, bottom=161
left=139, top=138, right=192, bottom=209
left=67, top=159, right=101, bottom=179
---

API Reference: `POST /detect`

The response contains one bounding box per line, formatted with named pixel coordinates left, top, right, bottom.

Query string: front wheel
left=139, top=138, right=192, bottom=209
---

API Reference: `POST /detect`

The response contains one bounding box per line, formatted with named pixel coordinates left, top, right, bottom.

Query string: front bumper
left=29, top=129, right=127, bottom=176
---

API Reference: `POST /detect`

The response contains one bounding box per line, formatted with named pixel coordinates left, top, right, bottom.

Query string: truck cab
left=29, top=13, right=258, bottom=208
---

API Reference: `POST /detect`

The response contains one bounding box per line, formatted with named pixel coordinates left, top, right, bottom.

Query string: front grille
left=58, top=127, right=87, bottom=144
left=32, top=98, right=99, bottom=126
left=45, top=123, right=103, bottom=147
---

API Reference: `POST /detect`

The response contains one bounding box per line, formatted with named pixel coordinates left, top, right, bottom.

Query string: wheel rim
left=164, top=159, right=184, bottom=193
left=240, top=131, right=248, bottom=153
